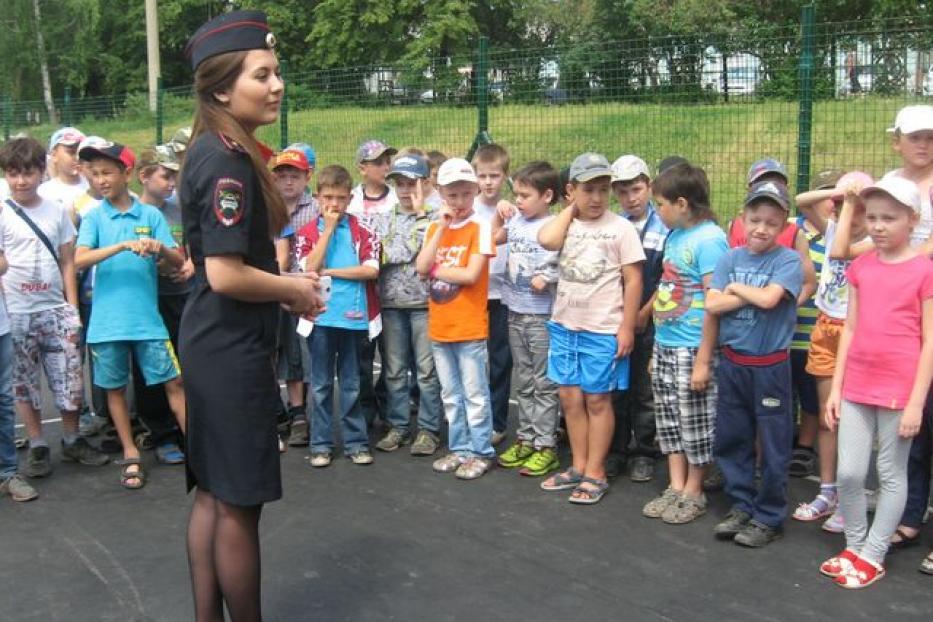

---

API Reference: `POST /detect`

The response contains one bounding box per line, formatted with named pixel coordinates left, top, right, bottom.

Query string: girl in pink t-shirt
left=822, top=178, right=933, bottom=589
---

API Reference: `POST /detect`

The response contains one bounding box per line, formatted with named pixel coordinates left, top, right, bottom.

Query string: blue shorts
left=790, top=349, right=819, bottom=415
left=90, top=340, right=181, bottom=389
left=546, top=321, right=630, bottom=394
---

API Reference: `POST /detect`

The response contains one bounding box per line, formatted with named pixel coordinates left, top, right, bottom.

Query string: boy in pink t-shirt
left=822, top=177, right=933, bottom=589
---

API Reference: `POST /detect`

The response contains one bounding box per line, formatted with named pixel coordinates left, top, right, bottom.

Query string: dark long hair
left=184, top=50, right=287, bottom=235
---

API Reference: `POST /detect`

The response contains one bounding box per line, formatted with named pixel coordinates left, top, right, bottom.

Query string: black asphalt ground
left=2, top=404, right=932, bottom=622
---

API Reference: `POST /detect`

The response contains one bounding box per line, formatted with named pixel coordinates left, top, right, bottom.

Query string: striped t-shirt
left=791, top=216, right=824, bottom=351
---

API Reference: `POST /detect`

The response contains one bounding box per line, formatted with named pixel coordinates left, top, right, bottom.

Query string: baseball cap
left=744, top=180, right=790, bottom=211
left=436, top=158, right=477, bottom=186
left=49, top=127, right=85, bottom=152
left=355, top=140, right=397, bottom=164
left=831, top=171, right=874, bottom=199
left=886, top=105, right=933, bottom=135
left=569, top=153, right=612, bottom=183
left=169, top=127, right=192, bottom=154
left=137, top=145, right=180, bottom=172
left=285, top=142, right=316, bottom=167
left=78, top=140, right=136, bottom=170
left=388, top=154, right=429, bottom=180
left=611, top=155, right=651, bottom=183
left=860, top=176, right=921, bottom=214
left=185, top=10, right=276, bottom=71
left=76, top=135, right=109, bottom=155
left=271, top=149, right=310, bottom=172
left=747, top=158, right=788, bottom=185
left=810, top=169, right=845, bottom=191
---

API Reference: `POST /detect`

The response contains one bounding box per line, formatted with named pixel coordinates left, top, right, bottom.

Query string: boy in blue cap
left=706, top=180, right=803, bottom=547
left=374, top=154, right=443, bottom=455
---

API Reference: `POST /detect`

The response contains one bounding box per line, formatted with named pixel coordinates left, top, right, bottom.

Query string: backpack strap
left=5, top=199, right=59, bottom=265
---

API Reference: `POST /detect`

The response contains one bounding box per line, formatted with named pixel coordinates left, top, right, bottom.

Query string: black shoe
left=605, top=453, right=627, bottom=479
left=714, top=508, right=752, bottom=540
left=25, top=446, right=52, bottom=478
left=734, top=520, right=783, bottom=548
left=629, top=456, right=655, bottom=483
left=788, top=446, right=816, bottom=478
left=702, top=463, right=725, bottom=492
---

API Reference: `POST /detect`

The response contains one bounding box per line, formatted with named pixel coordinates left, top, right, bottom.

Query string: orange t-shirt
left=427, top=218, right=495, bottom=342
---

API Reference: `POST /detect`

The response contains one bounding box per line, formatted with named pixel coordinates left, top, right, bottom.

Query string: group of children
left=1, top=103, right=932, bottom=589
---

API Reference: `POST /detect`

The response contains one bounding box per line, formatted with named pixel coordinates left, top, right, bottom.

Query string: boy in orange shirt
left=416, top=158, right=496, bottom=480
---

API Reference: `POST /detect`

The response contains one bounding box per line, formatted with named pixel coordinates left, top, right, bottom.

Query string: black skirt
left=179, top=280, right=281, bottom=506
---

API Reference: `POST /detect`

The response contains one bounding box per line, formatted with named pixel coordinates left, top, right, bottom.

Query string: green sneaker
left=519, top=448, right=559, bottom=477
left=497, top=441, right=534, bottom=468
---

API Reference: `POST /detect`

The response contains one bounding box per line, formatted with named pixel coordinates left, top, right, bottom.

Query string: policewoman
left=178, top=11, right=323, bottom=621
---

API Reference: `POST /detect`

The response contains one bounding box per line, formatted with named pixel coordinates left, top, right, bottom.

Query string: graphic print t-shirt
left=654, top=220, right=728, bottom=348
left=552, top=211, right=645, bottom=334
left=0, top=198, right=75, bottom=313
left=426, top=218, right=495, bottom=342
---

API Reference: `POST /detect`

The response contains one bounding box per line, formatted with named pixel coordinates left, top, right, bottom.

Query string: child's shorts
left=651, top=343, right=718, bottom=466
left=805, top=313, right=845, bottom=378
left=90, top=340, right=181, bottom=389
left=546, top=321, right=630, bottom=394
left=10, top=306, right=84, bottom=412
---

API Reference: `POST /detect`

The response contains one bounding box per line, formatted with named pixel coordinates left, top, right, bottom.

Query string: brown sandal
left=116, top=457, right=146, bottom=490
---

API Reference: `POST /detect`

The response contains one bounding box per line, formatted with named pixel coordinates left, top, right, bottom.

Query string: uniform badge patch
left=213, top=177, right=245, bottom=227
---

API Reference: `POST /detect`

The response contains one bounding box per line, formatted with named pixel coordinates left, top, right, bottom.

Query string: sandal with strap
left=568, top=476, right=609, bottom=505
left=540, top=467, right=583, bottom=491
left=116, top=457, right=146, bottom=490
left=792, top=494, right=836, bottom=522
left=889, top=527, right=921, bottom=551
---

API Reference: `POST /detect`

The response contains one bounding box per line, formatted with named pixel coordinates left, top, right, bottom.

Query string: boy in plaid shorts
left=0, top=137, right=109, bottom=481
left=643, top=162, right=728, bottom=524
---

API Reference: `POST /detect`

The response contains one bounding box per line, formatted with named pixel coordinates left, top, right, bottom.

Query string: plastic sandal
left=116, top=457, right=146, bottom=490
left=920, top=551, right=933, bottom=575
left=793, top=494, right=836, bottom=522
left=889, top=527, right=921, bottom=551
left=568, top=477, right=609, bottom=505
left=540, top=467, right=583, bottom=491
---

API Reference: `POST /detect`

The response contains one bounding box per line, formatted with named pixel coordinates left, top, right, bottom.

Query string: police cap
left=185, top=10, right=277, bottom=71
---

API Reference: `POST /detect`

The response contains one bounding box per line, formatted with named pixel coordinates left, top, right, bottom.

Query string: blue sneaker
left=155, top=442, right=185, bottom=465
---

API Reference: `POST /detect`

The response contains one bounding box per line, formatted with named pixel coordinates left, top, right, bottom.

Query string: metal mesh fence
left=2, top=15, right=931, bottom=219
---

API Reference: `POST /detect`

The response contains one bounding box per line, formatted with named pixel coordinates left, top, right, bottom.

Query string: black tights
left=187, top=489, right=263, bottom=622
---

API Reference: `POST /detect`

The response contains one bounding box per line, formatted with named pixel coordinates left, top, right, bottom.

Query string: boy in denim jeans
left=416, top=158, right=496, bottom=480
left=297, top=165, right=381, bottom=467
left=373, top=154, right=443, bottom=456
left=0, top=225, right=37, bottom=501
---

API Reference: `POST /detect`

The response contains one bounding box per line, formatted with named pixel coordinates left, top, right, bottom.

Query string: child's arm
left=492, top=200, right=514, bottom=245
left=275, top=237, right=291, bottom=273
left=0, top=250, right=7, bottom=276
left=825, top=288, right=858, bottom=431
left=75, top=241, right=137, bottom=270
left=616, top=263, right=642, bottom=358
left=537, top=203, right=575, bottom=251
left=59, top=241, right=78, bottom=307
left=829, top=188, right=874, bottom=260
left=900, top=297, right=933, bottom=438
left=415, top=224, right=443, bottom=276
left=794, top=189, right=832, bottom=234
left=322, top=265, right=378, bottom=281
left=692, top=273, right=720, bottom=392
left=724, top=282, right=790, bottom=310
left=705, top=288, right=747, bottom=315
left=794, top=230, right=817, bottom=304
left=635, top=293, right=656, bottom=333
left=305, top=208, right=340, bottom=273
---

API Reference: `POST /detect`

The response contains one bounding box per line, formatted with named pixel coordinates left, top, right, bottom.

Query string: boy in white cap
left=38, top=127, right=87, bottom=209
left=416, top=157, right=497, bottom=479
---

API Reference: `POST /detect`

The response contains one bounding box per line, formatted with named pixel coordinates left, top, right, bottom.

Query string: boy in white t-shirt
left=38, top=127, right=88, bottom=209
left=0, top=137, right=109, bottom=481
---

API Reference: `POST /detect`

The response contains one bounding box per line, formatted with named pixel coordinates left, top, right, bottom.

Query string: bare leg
left=582, top=392, right=613, bottom=481
left=668, top=453, right=687, bottom=491
left=188, top=489, right=224, bottom=622
left=16, top=402, right=43, bottom=441
left=107, top=388, right=141, bottom=484
left=286, top=380, right=304, bottom=409
left=164, top=377, right=187, bottom=433
left=559, top=386, right=588, bottom=473
left=684, top=464, right=706, bottom=497
left=816, top=378, right=837, bottom=485
left=214, top=500, right=264, bottom=622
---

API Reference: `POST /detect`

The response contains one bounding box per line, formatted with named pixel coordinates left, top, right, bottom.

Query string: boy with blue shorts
left=75, top=142, right=187, bottom=490
left=706, top=181, right=803, bottom=547
left=538, top=153, right=645, bottom=504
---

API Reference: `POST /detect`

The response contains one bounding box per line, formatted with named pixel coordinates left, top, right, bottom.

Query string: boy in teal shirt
left=75, top=142, right=187, bottom=490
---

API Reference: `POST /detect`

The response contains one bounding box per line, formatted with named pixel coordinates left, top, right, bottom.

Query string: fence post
left=3, top=95, right=10, bottom=141
left=467, top=36, right=491, bottom=160
left=796, top=3, right=816, bottom=195
left=279, top=59, right=289, bottom=149
left=63, top=86, right=72, bottom=126
left=156, top=77, right=164, bottom=146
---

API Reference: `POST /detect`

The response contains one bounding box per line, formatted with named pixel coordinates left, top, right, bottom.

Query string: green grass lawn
left=12, top=95, right=915, bottom=219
